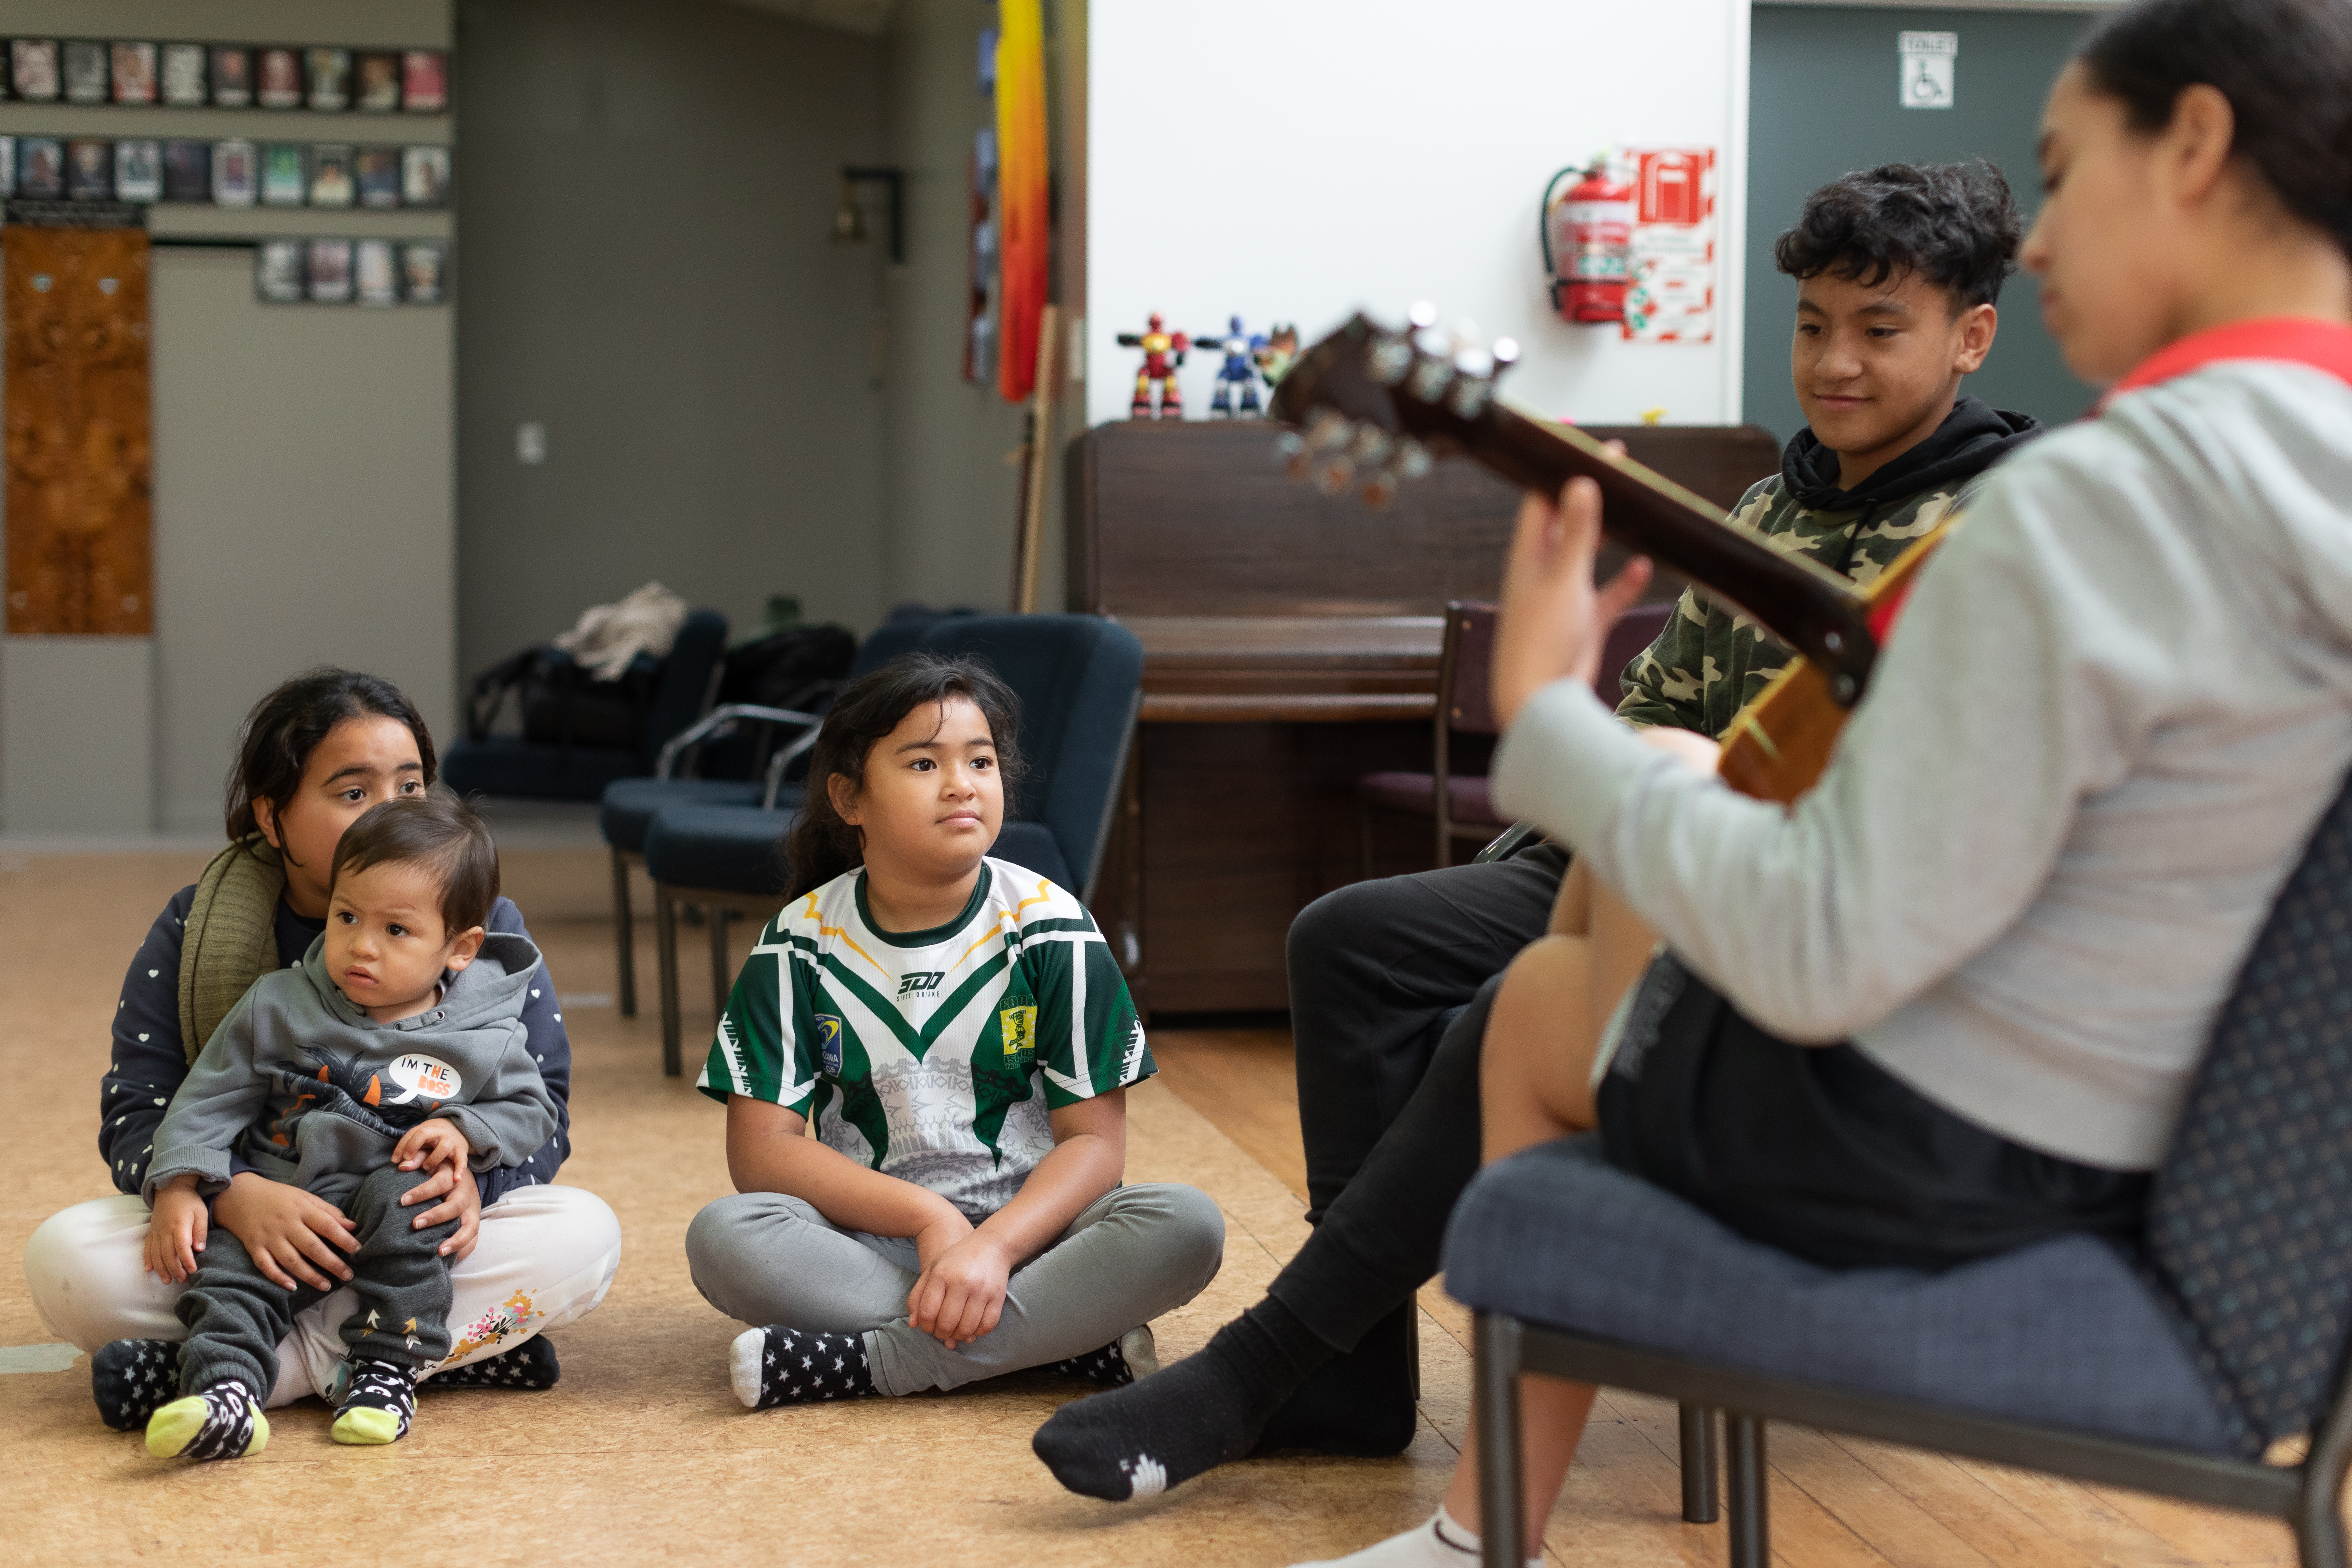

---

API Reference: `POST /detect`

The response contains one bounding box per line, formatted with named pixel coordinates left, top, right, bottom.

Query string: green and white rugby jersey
left=697, top=857, right=1151, bottom=1217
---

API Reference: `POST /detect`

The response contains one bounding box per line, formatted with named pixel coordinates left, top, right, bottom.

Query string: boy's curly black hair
left=1773, top=160, right=2022, bottom=312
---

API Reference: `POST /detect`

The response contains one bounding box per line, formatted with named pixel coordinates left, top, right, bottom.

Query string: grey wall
left=454, top=0, right=888, bottom=679
left=877, top=0, right=1028, bottom=614
left=1745, top=4, right=2101, bottom=446
left=0, top=0, right=454, bottom=834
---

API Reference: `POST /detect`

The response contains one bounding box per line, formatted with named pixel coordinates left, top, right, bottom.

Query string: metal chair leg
left=710, top=905, right=733, bottom=1017
left=610, top=847, right=637, bottom=1018
left=1474, top=1312, right=1526, bottom=1568
left=1725, top=1414, right=1768, bottom=1568
left=656, top=882, right=682, bottom=1077
left=1679, top=1403, right=1720, bottom=1524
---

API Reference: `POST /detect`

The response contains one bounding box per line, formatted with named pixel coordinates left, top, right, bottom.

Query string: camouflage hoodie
left=1615, top=396, right=2044, bottom=736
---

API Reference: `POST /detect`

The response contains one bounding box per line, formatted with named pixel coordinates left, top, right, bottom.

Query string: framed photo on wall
left=211, top=138, right=256, bottom=206
left=162, top=139, right=209, bottom=202
left=210, top=45, right=252, bottom=107
left=402, top=51, right=446, bottom=113
left=11, top=41, right=60, bottom=103
left=114, top=140, right=162, bottom=203
left=64, top=138, right=111, bottom=202
left=308, top=238, right=354, bottom=303
left=356, top=238, right=399, bottom=306
left=62, top=40, right=108, bottom=104
left=308, top=143, right=354, bottom=208
left=401, top=145, right=449, bottom=208
left=256, top=47, right=301, bottom=109
left=160, top=43, right=207, bottom=106
left=111, top=42, right=156, bottom=105
left=256, top=238, right=304, bottom=303
left=356, top=52, right=400, bottom=112
left=17, top=136, right=63, bottom=199
left=307, top=47, right=351, bottom=111
left=355, top=147, right=400, bottom=209
left=260, top=142, right=304, bottom=206
left=401, top=239, right=447, bottom=304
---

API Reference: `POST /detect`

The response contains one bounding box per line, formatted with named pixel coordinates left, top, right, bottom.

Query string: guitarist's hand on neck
left=1794, top=268, right=1995, bottom=492
left=1493, top=477, right=1654, bottom=730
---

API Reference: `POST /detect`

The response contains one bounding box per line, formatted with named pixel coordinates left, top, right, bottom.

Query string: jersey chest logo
left=898, top=971, right=945, bottom=998
left=814, top=1014, right=845, bottom=1079
left=1001, top=1005, right=1037, bottom=1061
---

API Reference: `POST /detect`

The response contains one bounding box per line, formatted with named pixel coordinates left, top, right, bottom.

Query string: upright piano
left=1068, top=419, right=1779, bottom=1015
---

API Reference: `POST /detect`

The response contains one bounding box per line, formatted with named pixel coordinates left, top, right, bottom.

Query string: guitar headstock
left=1266, top=306, right=1518, bottom=508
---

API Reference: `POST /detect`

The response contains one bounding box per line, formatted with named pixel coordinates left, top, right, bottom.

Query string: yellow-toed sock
left=145, top=1381, right=268, bottom=1460
left=331, top=1405, right=403, bottom=1445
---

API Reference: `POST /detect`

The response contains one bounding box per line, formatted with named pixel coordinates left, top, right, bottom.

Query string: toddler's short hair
left=1773, top=160, right=2022, bottom=311
left=330, top=789, right=500, bottom=938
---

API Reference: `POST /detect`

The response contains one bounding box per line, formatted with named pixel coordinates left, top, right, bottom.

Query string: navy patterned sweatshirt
left=99, top=888, right=574, bottom=1204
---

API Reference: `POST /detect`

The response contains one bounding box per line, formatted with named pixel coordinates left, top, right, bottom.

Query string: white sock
left=1284, top=1507, right=1541, bottom=1568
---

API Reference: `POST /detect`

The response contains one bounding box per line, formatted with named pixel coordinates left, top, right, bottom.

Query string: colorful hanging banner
left=993, top=0, right=1049, bottom=402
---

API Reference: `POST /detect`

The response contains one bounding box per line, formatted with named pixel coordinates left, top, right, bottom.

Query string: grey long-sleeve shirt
left=1494, top=358, right=2352, bottom=1170
left=144, top=930, right=559, bottom=1209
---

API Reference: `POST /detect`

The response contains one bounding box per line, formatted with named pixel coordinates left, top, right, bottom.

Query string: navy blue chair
left=598, top=614, right=944, bottom=1018
left=1451, top=772, right=2352, bottom=1568
left=443, top=610, right=731, bottom=804
left=640, top=613, right=1143, bottom=1074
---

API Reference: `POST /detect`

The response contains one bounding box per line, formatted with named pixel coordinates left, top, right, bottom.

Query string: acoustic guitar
left=1265, top=309, right=1953, bottom=803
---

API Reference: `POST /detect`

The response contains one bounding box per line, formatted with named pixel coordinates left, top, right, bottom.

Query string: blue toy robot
left=1198, top=316, right=1269, bottom=419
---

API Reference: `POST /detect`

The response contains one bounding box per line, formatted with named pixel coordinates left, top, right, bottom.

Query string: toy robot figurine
left=1196, top=316, right=1269, bottom=418
left=1117, top=313, right=1189, bottom=419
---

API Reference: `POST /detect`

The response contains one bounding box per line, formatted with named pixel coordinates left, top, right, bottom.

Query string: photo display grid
left=1, top=39, right=446, bottom=111
left=256, top=236, right=446, bottom=306
left=4, top=135, right=449, bottom=207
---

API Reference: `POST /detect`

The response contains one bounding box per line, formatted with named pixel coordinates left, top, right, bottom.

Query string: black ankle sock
left=739, top=1327, right=875, bottom=1410
left=430, top=1336, right=561, bottom=1392
left=1031, top=1297, right=1338, bottom=1503
left=1253, top=1302, right=1420, bottom=1457
left=93, top=1337, right=180, bottom=1432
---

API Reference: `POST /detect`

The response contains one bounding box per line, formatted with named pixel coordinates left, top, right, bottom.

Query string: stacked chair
left=623, top=613, right=1144, bottom=1076
left=1450, top=772, right=2352, bottom=1568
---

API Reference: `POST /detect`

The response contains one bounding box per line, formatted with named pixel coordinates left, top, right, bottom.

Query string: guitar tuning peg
left=1447, top=376, right=1494, bottom=420
left=1304, top=409, right=1353, bottom=451
left=1491, top=336, right=1520, bottom=370
left=1271, top=430, right=1307, bottom=471
left=1347, top=425, right=1393, bottom=466
left=1359, top=470, right=1399, bottom=510
left=1311, top=452, right=1357, bottom=495
left=1408, top=300, right=1438, bottom=329
left=1367, top=333, right=1413, bottom=386
left=1389, top=438, right=1433, bottom=481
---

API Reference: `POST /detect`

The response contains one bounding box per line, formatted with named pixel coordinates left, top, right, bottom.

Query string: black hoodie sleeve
left=99, top=886, right=199, bottom=1196
left=476, top=896, right=575, bottom=1206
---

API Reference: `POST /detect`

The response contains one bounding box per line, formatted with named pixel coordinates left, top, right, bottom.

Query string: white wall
left=1086, top=0, right=1754, bottom=427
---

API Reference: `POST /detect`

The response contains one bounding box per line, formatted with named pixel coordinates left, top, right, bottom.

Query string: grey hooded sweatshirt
left=143, top=929, right=559, bottom=1209
left=1493, top=357, right=2352, bottom=1171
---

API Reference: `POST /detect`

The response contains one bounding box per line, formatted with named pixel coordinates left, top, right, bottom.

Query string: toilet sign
left=1900, top=31, right=1957, bottom=110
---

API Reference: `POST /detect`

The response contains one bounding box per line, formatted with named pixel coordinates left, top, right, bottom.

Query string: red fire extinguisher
left=1543, top=158, right=1635, bottom=324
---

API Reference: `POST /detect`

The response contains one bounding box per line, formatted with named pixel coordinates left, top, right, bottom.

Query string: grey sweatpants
left=176, top=1165, right=457, bottom=1398
left=685, top=1182, right=1225, bottom=1397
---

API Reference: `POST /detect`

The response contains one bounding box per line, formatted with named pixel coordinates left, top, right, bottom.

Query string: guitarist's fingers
left=1596, top=554, right=1655, bottom=627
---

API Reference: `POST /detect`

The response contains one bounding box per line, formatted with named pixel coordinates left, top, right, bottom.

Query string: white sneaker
left=1287, top=1508, right=1539, bottom=1568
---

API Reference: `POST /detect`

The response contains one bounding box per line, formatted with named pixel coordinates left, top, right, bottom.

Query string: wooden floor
left=0, top=846, right=2313, bottom=1567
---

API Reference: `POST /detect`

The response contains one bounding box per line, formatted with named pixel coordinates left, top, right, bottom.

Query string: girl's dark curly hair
left=1773, top=160, right=2022, bottom=311
left=782, top=654, right=1025, bottom=900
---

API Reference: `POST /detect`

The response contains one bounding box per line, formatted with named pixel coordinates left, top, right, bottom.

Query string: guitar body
left=1717, top=520, right=1956, bottom=803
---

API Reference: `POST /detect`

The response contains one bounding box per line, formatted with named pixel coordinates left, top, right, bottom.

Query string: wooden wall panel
left=4, top=226, right=152, bottom=635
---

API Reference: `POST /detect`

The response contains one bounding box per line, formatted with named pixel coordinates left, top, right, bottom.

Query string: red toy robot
left=1117, top=313, right=1190, bottom=419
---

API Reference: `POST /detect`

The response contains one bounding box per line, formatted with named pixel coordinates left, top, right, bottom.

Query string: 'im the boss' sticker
left=387, top=1054, right=462, bottom=1104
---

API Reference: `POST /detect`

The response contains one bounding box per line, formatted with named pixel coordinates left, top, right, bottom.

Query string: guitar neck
left=1474, top=401, right=1878, bottom=705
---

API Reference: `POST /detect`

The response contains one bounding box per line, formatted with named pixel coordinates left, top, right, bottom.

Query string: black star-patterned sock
left=1049, top=1325, right=1159, bottom=1388
left=729, top=1325, right=876, bottom=1410
left=93, top=1337, right=181, bottom=1432
left=428, top=1336, right=561, bottom=1392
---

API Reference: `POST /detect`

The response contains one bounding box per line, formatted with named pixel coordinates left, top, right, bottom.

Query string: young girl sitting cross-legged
left=685, top=654, right=1225, bottom=1430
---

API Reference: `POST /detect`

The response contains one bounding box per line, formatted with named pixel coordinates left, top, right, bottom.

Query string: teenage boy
left=1032, top=159, right=2046, bottom=1503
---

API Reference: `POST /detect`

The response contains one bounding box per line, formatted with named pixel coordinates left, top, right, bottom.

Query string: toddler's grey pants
left=685, top=1183, right=1225, bottom=1396
left=176, top=1164, right=457, bottom=1398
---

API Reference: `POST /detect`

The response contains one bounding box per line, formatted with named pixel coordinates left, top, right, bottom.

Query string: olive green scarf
left=176, top=836, right=288, bottom=1063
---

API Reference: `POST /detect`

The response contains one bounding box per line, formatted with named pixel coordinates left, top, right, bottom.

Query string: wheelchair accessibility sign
left=1900, top=32, right=1956, bottom=110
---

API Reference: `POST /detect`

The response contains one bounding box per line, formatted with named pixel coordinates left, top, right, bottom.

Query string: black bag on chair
left=715, top=624, right=856, bottom=712
left=466, top=646, right=659, bottom=754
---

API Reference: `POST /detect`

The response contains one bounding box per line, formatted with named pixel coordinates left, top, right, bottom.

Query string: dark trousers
left=1272, top=845, right=1567, bottom=1352
left=176, top=1164, right=458, bottom=1398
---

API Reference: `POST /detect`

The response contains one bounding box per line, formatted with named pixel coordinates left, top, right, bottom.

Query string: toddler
left=113, top=790, right=556, bottom=1458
